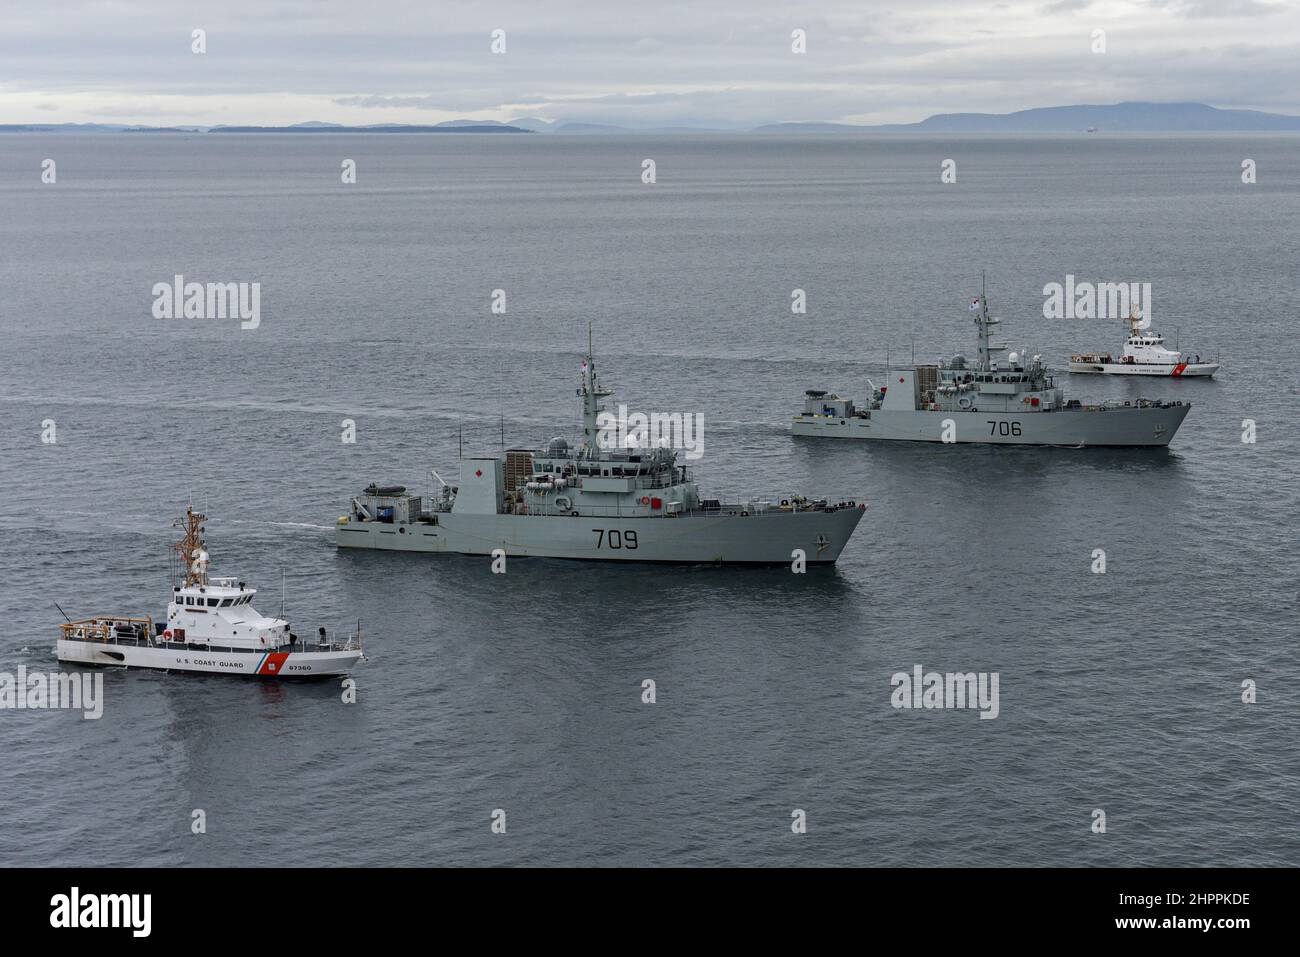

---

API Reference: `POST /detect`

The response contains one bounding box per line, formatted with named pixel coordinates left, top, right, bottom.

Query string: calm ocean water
left=0, top=132, right=1296, bottom=866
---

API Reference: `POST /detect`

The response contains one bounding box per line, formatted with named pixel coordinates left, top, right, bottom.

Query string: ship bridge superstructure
left=829, top=287, right=1068, bottom=416
left=165, top=507, right=290, bottom=647
left=496, top=334, right=701, bottom=518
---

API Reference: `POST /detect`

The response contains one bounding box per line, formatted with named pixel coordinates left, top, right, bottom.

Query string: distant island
left=4, top=102, right=1300, bottom=135
left=208, top=123, right=531, bottom=134
left=752, top=102, right=1300, bottom=133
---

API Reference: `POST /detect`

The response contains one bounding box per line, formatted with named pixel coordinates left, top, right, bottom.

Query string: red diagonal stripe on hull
left=259, top=652, right=290, bottom=676
left=1172, top=363, right=1187, bottom=376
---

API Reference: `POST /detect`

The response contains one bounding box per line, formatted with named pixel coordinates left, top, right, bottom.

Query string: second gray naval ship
left=793, top=286, right=1191, bottom=447
left=338, top=336, right=866, bottom=564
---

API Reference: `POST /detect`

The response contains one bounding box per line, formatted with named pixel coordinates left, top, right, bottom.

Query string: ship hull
left=56, top=640, right=361, bottom=677
left=1068, top=361, right=1218, bottom=377
left=792, top=403, right=1190, bottom=446
left=336, top=506, right=865, bottom=564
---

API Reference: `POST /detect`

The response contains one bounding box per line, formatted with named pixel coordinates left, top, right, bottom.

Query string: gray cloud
left=0, top=0, right=1296, bottom=125
left=1146, top=0, right=1286, bottom=17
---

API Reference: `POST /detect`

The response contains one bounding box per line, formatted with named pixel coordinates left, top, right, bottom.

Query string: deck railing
left=60, top=617, right=362, bottom=654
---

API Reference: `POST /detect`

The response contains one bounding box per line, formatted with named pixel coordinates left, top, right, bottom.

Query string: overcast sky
left=1, top=0, right=1297, bottom=126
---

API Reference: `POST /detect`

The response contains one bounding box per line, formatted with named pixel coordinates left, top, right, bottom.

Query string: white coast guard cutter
left=56, top=508, right=364, bottom=678
left=1070, top=311, right=1219, bottom=377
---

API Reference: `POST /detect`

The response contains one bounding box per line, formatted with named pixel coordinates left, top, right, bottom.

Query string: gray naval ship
left=338, top=337, right=866, bottom=564
left=793, top=287, right=1191, bottom=447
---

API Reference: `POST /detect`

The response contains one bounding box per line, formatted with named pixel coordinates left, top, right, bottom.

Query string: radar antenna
left=171, top=506, right=209, bottom=588
left=1127, top=307, right=1144, bottom=338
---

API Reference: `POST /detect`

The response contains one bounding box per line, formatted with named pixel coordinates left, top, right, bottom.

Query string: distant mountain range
left=209, top=123, right=529, bottom=133
left=4, top=102, right=1300, bottom=135
left=753, top=102, right=1300, bottom=133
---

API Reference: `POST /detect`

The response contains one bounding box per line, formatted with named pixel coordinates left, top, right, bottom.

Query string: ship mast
left=973, top=273, right=1000, bottom=372
left=578, top=321, right=613, bottom=456
left=172, top=506, right=209, bottom=587
left=1127, top=308, right=1143, bottom=340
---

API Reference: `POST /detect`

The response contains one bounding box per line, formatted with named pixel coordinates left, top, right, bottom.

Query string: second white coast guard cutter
left=338, top=336, right=865, bottom=564
left=1069, top=310, right=1220, bottom=377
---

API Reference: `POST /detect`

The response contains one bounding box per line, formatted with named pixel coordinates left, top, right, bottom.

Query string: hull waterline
left=338, top=506, right=865, bottom=564
left=792, top=403, right=1190, bottom=447
left=56, top=639, right=362, bottom=678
